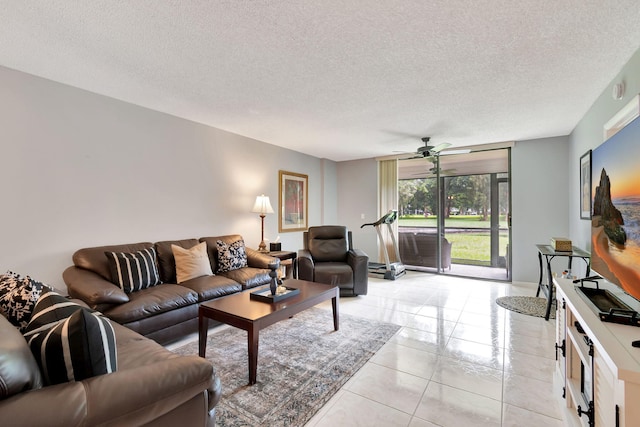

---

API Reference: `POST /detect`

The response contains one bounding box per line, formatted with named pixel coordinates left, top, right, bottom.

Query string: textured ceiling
left=2, top=1, right=640, bottom=161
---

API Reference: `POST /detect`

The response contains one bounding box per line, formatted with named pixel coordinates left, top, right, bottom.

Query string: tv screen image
left=591, top=116, right=640, bottom=301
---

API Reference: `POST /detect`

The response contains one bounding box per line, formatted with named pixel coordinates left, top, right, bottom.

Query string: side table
left=535, top=244, right=590, bottom=321
left=268, top=250, right=297, bottom=279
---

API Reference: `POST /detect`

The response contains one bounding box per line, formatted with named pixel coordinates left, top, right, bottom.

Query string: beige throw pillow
left=172, top=242, right=214, bottom=283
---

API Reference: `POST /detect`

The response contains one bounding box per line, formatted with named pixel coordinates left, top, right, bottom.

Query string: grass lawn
left=445, top=233, right=509, bottom=263
left=399, top=214, right=508, bottom=229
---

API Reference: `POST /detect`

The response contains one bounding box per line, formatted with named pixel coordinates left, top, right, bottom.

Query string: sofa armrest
left=63, top=266, right=129, bottom=308
left=0, top=380, right=89, bottom=427
left=297, top=249, right=315, bottom=281
left=82, top=355, right=215, bottom=426
left=246, top=247, right=276, bottom=269
left=0, top=356, right=217, bottom=427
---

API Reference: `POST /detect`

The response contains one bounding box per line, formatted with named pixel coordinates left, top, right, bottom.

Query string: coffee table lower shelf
left=198, top=279, right=339, bottom=385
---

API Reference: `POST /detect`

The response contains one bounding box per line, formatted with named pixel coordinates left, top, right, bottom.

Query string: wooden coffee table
left=198, top=279, right=339, bottom=385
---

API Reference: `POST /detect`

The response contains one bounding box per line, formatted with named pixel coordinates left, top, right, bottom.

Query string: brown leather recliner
left=297, top=225, right=368, bottom=296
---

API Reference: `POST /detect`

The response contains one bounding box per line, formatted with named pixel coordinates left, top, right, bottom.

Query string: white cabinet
left=555, top=278, right=640, bottom=427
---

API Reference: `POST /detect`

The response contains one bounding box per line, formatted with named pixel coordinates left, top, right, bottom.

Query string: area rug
left=495, top=296, right=556, bottom=319
left=172, top=307, right=400, bottom=427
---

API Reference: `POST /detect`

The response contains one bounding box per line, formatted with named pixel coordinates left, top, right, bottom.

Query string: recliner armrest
left=347, top=249, right=368, bottom=270
left=297, top=249, right=315, bottom=281
left=348, top=249, right=369, bottom=295
left=63, top=266, right=129, bottom=309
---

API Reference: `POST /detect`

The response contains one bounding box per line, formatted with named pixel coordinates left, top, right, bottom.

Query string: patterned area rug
left=495, top=296, right=556, bottom=319
left=172, top=307, right=400, bottom=427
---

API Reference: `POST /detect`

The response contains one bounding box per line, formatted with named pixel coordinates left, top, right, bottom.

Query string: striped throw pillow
left=23, top=290, right=86, bottom=336
left=105, top=248, right=161, bottom=293
left=24, top=291, right=117, bottom=385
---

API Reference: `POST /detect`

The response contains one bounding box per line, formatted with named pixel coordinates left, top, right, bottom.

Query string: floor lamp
left=252, top=194, right=274, bottom=252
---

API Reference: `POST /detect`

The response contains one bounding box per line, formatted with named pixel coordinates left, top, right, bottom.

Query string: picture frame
left=580, top=150, right=592, bottom=220
left=278, top=170, right=308, bottom=232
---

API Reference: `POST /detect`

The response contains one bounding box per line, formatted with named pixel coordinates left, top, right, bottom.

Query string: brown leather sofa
left=63, top=235, right=272, bottom=345
left=0, top=312, right=221, bottom=427
left=298, top=225, right=369, bottom=296
left=399, top=232, right=453, bottom=270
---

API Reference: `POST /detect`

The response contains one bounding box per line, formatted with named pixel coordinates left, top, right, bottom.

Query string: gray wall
left=511, top=137, right=571, bottom=282
left=569, top=47, right=640, bottom=255
left=337, top=158, right=379, bottom=258
left=0, top=65, right=336, bottom=290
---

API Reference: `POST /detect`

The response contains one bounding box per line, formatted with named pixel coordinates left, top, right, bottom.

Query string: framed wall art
left=580, top=150, right=592, bottom=220
left=278, top=170, right=308, bottom=232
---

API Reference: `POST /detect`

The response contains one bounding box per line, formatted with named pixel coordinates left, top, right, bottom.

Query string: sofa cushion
left=0, top=271, right=52, bottom=332
left=0, top=314, right=43, bottom=399
left=199, top=235, right=244, bottom=273
left=155, top=238, right=199, bottom=284
left=172, top=242, right=214, bottom=284
left=215, top=239, right=248, bottom=273
left=307, top=226, right=349, bottom=262
left=105, top=248, right=161, bottom=293
left=179, top=274, right=242, bottom=301
left=313, top=263, right=354, bottom=289
left=220, top=267, right=271, bottom=290
left=102, top=284, right=198, bottom=324
left=73, top=242, right=154, bottom=281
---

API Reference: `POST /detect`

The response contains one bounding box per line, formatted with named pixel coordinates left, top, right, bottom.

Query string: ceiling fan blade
left=439, top=148, right=471, bottom=156
left=430, top=143, right=452, bottom=153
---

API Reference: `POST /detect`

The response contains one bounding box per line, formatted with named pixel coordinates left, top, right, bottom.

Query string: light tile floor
left=304, top=271, right=568, bottom=427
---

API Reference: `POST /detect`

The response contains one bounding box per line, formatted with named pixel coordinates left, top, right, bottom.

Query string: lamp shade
left=251, top=194, right=274, bottom=214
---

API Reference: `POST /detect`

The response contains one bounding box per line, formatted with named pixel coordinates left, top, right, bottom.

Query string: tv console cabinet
left=555, top=278, right=640, bottom=427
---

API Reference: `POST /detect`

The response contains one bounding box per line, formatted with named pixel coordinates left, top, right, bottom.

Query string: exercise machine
left=361, top=210, right=406, bottom=280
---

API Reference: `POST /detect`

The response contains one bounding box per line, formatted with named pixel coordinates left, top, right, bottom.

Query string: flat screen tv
left=591, top=115, right=640, bottom=302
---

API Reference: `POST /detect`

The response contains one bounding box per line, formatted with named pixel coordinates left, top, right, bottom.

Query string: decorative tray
left=250, top=285, right=300, bottom=303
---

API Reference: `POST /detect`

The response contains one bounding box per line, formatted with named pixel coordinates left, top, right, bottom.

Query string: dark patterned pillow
left=0, top=271, right=52, bottom=332
left=216, top=239, right=248, bottom=273
left=24, top=291, right=117, bottom=385
left=105, top=247, right=161, bottom=293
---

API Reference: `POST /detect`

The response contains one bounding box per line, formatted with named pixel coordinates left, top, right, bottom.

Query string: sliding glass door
left=398, top=148, right=511, bottom=281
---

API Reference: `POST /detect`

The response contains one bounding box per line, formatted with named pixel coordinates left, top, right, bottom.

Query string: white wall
left=0, top=66, right=336, bottom=290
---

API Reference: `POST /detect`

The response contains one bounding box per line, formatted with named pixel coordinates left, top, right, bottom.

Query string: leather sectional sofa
left=63, top=235, right=273, bottom=345
left=0, top=311, right=221, bottom=426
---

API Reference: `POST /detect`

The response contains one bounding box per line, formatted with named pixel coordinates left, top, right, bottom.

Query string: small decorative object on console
left=550, top=237, right=572, bottom=251
left=268, top=259, right=280, bottom=295
left=250, top=258, right=300, bottom=302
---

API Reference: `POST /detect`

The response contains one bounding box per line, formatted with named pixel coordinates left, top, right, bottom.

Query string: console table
left=536, top=244, right=590, bottom=320
left=555, top=278, right=640, bottom=426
